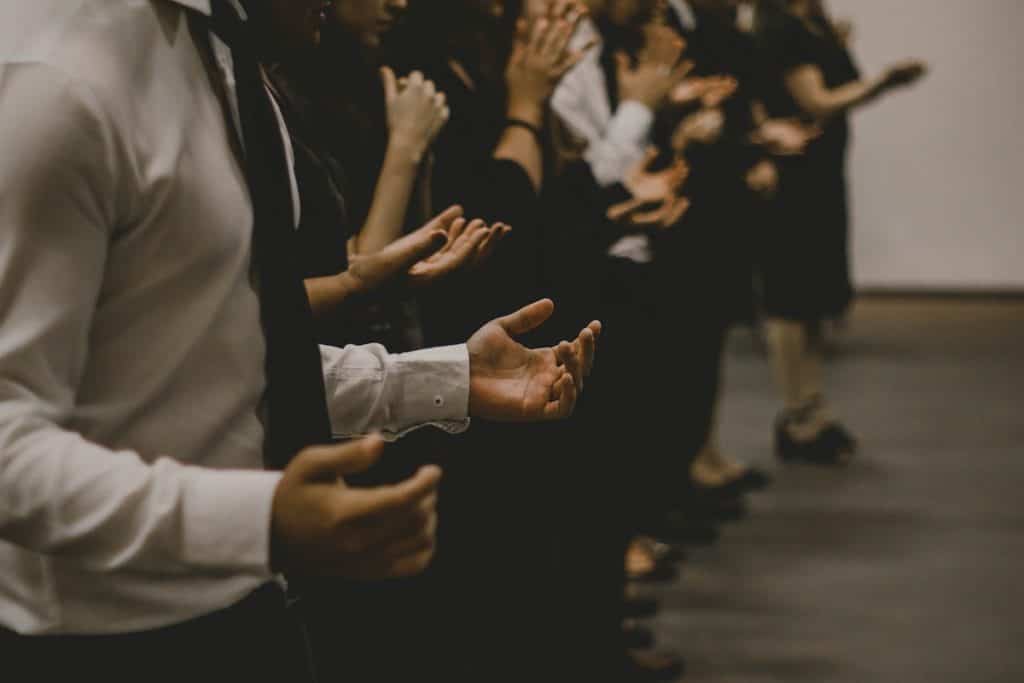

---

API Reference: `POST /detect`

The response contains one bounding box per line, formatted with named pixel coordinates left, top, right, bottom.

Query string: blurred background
left=832, top=0, right=1024, bottom=292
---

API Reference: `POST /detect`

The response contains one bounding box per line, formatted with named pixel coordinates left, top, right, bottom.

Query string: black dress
left=756, top=10, right=861, bottom=321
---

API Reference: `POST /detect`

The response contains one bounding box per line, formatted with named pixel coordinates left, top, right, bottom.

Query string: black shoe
left=775, top=415, right=856, bottom=466
left=645, top=513, right=720, bottom=547
left=622, top=594, right=659, bottom=620
left=677, top=488, right=749, bottom=523
left=622, top=650, right=686, bottom=682
left=717, top=467, right=772, bottom=496
left=622, top=621, right=655, bottom=650
left=627, top=557, right=679, bottom=584
left=647, top=539, right=686, bottom=564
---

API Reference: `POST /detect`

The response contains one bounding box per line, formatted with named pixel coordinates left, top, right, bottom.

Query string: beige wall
left=827, top=0, right=1024, bottom=290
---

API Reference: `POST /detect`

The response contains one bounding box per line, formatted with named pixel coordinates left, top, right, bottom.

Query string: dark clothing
left=756, top=10, right=861, bottom=320
left=0, top=583, right=315, bottom=683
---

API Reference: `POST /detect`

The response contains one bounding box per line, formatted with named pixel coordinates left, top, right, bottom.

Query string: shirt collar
left=163, top=0, right=248, bottom=20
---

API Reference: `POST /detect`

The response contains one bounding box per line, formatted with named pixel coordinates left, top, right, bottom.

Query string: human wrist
left=386, top=134, right=429, bottom=166
left=506, top=99, right=544, bottom=127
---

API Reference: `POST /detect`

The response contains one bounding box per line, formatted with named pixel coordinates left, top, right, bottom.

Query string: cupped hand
left=467, top=300, right=601, bottom=422
left=271, top=436, right=442, bottom=580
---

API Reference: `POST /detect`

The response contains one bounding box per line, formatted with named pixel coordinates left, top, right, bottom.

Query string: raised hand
left=271, top=436, right=442, bottom=579
left=467, top=300, right=601, bottom=422
left=506, top=2, right=592, bottom=119
left=607, top=147, right=690, bottom=229
left=617, top=25, right=693, bottom=110
left=752, top=118, right=822, bottom=156
left=669, top=75, right=738, bottom=107
left=882, top=59, right=927, bottom=89
left=672, top=107, right=726, bottom=150
left=382, top=67, right=449, bottom=163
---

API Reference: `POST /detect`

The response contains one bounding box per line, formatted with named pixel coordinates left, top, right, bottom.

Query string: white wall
left=828, top=0, right=1024, bottom=290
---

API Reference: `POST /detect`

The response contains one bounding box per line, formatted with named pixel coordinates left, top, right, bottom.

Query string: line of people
left=0, top=0, right=926, bottom=681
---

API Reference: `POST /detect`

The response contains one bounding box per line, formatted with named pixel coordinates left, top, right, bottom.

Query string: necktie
left=203, top=1, right=332, bottom=469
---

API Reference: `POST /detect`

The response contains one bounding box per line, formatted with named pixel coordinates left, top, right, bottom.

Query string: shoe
left=775, top=415, right=856, bottom=466
left=622, top=594, right=659, bottom=620
left=644, top=513, right=720, bottom=547
left=716, top=467, right=772, bottom=496
left=646, top=539, right=686, bottom=564
left=627, top=558, right=679, bottom=584
left=676, top=488, right=749, bottom=524
left=622, top=649, right=686, bottom=682
left=622, top=621, right=655, bottom=650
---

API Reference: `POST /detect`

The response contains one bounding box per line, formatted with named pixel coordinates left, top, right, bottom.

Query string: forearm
left=0, top=412, right=280, bottom=576
left=305, top=272, right=357, bottom=320
left=353, top=144, right=421, bottom=255
left=320, top=343, right=470, bottom=440
left=796, top=75, right=886, bottom=119
left=493, top=101, right=545, bottom=192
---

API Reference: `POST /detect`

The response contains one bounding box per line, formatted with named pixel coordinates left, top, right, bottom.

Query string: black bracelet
left=505, top=118, right=543, bottom=143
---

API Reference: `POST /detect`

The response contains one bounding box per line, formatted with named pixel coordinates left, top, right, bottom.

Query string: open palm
left=467, top=300, right=600, bottom=422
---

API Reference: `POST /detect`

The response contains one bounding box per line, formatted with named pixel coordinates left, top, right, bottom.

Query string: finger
left=661, top=196, right=691, bottom=227
left=454, top=218, right=485, bottom=248
left=671, top=59, right=696, bottom=84
left=606, top=196, right=647, bottom=222
left=381, top=66, right=398, bottom=103
left=383, top=545, right=437, bottom=579
left=364, top=506, right=438, bottom=561
left=295, top=435, right=386, bottom=483
left=422, top=79, right=436, bottom=99
left=495, top=298, right=555, bottom=336
left=407, top=70, right=425, bottom=88
left=577, top=326, right=596, bottom=377
left=343, top=464, right=443, bottom=519
left=352, top=489, right=438, bottom=548
left=473, top=225, right=505, bottom=263
left=543, top=372, right=577, bottom=420
left=427, top=204, right=465, bottom=233
left=556, top=339, right=583, bottom=392
left=445, top=217, right=467, bottom=250
left=529, top=17, right=549, bottom=55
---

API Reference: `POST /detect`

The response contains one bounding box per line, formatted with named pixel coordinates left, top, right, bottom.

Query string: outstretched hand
left=343, top=206, right=510, bottom=298
left=607, top=147, right=691, bottom=230
left=468, top=299, right=601, bottom=422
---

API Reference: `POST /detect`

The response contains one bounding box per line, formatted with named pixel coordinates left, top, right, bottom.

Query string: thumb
left=389, top=226, right=449, bottom=268
left=293, top=435, right=386, bottom=483
left=424, top=204, right=465, bottom=232
left=381, top=66, right=398, bottom=103
left=495, top=299, right=555, bottom=336
left=641, top=145, right=659, bottom=169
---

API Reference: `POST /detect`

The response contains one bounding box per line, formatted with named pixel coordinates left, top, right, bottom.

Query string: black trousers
left=0, top=583, right=314, bottom=683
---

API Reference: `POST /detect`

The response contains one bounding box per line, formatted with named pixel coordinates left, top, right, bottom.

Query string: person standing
left=754, top=0, right=926, bottom=463
left=0, top=1, right=596, bottom=680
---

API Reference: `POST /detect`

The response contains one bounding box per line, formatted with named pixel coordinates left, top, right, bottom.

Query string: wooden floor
left=649, top=298, right=1024, bottom=682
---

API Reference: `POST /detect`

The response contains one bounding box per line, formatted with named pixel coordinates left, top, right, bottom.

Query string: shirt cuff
left=608, top=100, right=655, bottom=151
left=180, top=466, right=283, bottom=576
left=384, top=344, right=471, bottom=440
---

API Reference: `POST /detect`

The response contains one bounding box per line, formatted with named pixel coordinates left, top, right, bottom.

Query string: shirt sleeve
left=320, top=344, right=471, bottom=441
left=551, top=57, right=654, bottom=187
left=0, top=62, right=281, bottom=577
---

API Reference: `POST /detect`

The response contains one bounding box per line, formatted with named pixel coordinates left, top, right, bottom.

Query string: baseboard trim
left=858, top=288, right=1024, bottom=300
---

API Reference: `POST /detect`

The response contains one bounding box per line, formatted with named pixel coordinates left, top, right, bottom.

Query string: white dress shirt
left=0, top=0, right=469, bottom=636
left=551, top=17, right=656, bottom=264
